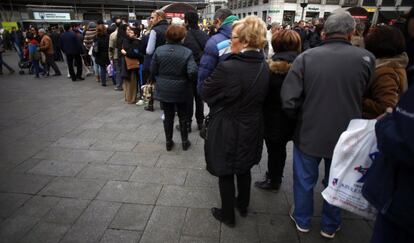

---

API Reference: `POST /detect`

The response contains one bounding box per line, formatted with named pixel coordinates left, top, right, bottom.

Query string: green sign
left=1, top=22, right=18, bottom=32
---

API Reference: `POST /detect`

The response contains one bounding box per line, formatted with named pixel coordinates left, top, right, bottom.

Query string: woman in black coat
left=120, top=25, right=143, bottom=104
left=255, top=30, right=301, bottom=191
left=202, top=16, right=269, bottom=227
left=93, top=25, right=110, bottom=86
left=151, top=24, right=197, bottom=151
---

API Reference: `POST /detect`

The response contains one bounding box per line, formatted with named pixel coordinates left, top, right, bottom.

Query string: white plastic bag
left=322, top=119, right=378, bottom=219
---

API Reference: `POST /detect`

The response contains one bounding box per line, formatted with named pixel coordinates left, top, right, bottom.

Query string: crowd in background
left=0, top=6, right=414, bottom=243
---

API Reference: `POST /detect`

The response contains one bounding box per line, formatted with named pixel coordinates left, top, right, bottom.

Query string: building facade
left=227, top=0, right=412, bottom=26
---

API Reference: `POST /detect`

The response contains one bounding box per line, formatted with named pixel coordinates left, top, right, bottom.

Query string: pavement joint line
left=179, top=207, right=189, bottom=243
left=138, top=189, right=159, bottom=243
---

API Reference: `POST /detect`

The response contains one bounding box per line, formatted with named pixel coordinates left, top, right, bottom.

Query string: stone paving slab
left=109, top=204, right=153, bottom=231
left=19, top=222, right=70, bottom=243
left=0, top=174, right=53, bottom=194
left=156, top=185, right=219, bottom=208
left=34, top=147, right=114, bottom=163
left=108, top=151, right=159, bottom=167
left=140, top=206, right=187, bottom=243
left=28, top=159, right=88, bottom=177
left=182, top=208, right=220, bottom=239
left=100, top=229, right=141, bottom=243
left=0, top=193, right=32, bottom=219
left=129, top=167, right=187, bottom=185
left=77, top=164, right=135, bottom=181
left=44, top=198, right=90, bottom=225
left=60, top=200, right=121, bottom=243
left=96, top=181, right=162, bottom=204
left=0, top=214, right=41, bottom=243
left=39, top=177, right=106, bottom=199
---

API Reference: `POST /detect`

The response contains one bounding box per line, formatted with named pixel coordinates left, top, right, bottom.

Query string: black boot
left=211, top=208, right=235, bottom=227
left=254, top=172, right=281, bottom=191
left=179, top=120, right=191, bottom=151
left=164, top=118, right=174, bottom=151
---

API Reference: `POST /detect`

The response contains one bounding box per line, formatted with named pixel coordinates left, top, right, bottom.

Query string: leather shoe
left=254, top=179, right=281, bottom=191
left=182, top=140, right=191, bottom=151
left=166, top=141, right=174, bottom=151
left=211, top=208, right=235, bottom=227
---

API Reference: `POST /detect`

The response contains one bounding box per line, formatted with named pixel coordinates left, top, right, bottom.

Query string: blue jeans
left=99, top=64, right=107, bottom=85
left=292, top=145, right=341, bottom=233
left=32, top=60, right=44, bottom=77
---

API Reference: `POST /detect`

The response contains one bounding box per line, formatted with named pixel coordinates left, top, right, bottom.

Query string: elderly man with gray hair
left=281, top=11, right=375, bottom=239
left=39, top=28, right=61, bottom=76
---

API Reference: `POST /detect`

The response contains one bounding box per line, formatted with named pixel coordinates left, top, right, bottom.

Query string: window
left=254, top=11, right=258, bottom=15
left=248, top=12, right=251, bottom=15
left=254, top=0, right=259, bottom=5
left=263, top=0, right=269, bottom=3
left=362, top=0, right=376, bottom=6
left=215, top=6, right=222, bottom=12
left=248, top=0, right=253, bottom=6
left=262, top=10, right=267, bottom=22
left=381, top=0, right=395, bottom=6
left=324, top=12, right=331, bottom=19
left=284, top=0, right=297, bottom=3
left=308, top=0, right=321, bottom=3
left=325, top=0, right=340, bottom=4
left=343, top=0, right=359, bottom=6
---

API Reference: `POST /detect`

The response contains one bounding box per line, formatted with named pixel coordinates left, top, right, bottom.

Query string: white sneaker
left=320, top=226, right=341, bottom=239
left=289, top=206, right=310, bottom=233
left=136, top=100, right=145, bottom=106
left=161, top=113, right=165, bottom=121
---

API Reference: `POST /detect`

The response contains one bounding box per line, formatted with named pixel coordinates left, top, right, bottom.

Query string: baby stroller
left=18, top=45, right=32, bottom=75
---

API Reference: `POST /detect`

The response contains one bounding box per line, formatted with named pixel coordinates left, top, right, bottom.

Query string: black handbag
left=200, top=61, right=265, bottom=140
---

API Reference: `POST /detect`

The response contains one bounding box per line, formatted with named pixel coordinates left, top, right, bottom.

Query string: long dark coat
left=94, top=34, right=110, bottom=67
left=202, top=51, right=269, bottom=176
left=265, top=51, right=298, bottom=142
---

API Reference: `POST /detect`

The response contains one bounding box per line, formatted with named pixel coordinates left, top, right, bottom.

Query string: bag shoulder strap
left=210, top=60, right=265, bottom=116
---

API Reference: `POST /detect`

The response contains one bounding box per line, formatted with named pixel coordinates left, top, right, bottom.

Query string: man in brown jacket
left=39, top=29, right=61, bottom=76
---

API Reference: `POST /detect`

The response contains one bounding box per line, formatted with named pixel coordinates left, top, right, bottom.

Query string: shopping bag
left=107, top=61, right=113, bottom=77
left=321, top=119, right=378, bottom=219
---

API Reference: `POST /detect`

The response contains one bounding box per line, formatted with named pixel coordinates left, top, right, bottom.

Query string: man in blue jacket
left=197, top=9, right=239, bottom=94
left=60, top=24, right=84, bottom=81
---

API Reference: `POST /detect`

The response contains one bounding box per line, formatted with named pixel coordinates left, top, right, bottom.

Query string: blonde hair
left=232, top=16, right=267, bottom=49
left=152, top=10, right=166, bottom=20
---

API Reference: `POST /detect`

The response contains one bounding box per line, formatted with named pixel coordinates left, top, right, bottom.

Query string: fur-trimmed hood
left=268, top=51, right=299, bottom=74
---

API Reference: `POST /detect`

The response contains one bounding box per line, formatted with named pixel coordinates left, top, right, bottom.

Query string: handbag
left=125, top=56, right=140, bottom=70
left=200, top=61, right=265, bottom=140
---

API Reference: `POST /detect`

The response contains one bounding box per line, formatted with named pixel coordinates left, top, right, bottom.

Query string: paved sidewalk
left=0, top=52, right=373, bottom=243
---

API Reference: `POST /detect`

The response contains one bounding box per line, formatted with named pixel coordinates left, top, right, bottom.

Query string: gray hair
left=213, top=8, right=232, bottom=21
left=38, top=28, right=46, bottom=33
left=271, top=22, right=281, bottom=28
left=324, top=11, right=355, bottom=36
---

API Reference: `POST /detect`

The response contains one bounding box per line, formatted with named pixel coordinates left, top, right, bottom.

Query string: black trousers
left=162, top=102, right=188, bottom=142
left=66, top=54, right=82, bottom=80
left=187, top=83, right=204, bottom=125
left=218, top=171, right=251, bottom=221
left=265, top=138, right=289, bottom=184
left=45, top=54, right=61, bottom=75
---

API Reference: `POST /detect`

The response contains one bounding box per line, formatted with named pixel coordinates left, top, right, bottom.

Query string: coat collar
left=153, top=19, right=169, bottom=28
left=320, top=38, right=352, bottom=46
left=376, top=52, right=409, bottom=69
left=271, top=51, right=298, bottom=62
left=230, top=50, right=265, bottom=63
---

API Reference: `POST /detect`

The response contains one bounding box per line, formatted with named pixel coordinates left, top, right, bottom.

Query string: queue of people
left=0, top=6, right=413, bottom=242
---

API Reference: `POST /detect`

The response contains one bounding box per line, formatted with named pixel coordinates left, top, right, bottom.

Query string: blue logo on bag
left=354, top=152, right=380, bottom=183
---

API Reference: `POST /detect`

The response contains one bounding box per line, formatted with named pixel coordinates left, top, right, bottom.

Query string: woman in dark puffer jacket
left=151, top=24, right=197, bottom=151
left=255, top=30, right=301, bottom=191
